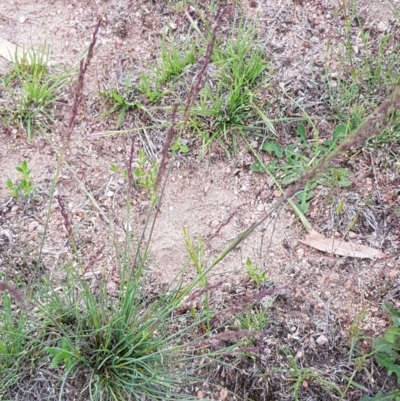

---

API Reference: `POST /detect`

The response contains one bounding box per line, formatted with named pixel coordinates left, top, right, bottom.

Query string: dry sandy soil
left=0, top=0, right=400, bottom=400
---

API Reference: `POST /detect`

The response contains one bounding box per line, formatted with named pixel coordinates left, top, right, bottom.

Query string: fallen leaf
left=299, top=230, right=386, bottom=259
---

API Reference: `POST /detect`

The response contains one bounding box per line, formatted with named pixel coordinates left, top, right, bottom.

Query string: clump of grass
left=326, top=0, right=400, bottom=137
left=39, top=266, right=238, bottom=400
left=1, top=13, right=246, bottom=400
left=1, top=44, right=69, bottom=140
left=191, top=18, right=272, bottom=155
left=155, top=35, right=198, bottom=85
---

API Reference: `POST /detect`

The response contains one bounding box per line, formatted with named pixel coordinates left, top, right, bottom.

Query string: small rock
left=36, top=225, right=45, bottom=234
left=295, top=351, right=303, bottom=359
left=377, top=21, right=387, bottom=32
left=316, top=334, right=328, bottom=346
left=210, top=219, right=219, bottom=228
left=348, top=231, right=357, bottom=239
left=197, top=390, right=204, bottom=399
left=19, top=16, right=26, bottom=23
left=260, top=190, right=269, bottom=200
left=257, top=204, right=265, bottom=212
left=273, top=190, right=281, bottom=198
left=296, top=248, right=304, bottom=258
left=388, top=270, right=398, bottom=280
left=106, top=190, right=114, bottom=197
left=11, top=205, right=19, bottom=213
left=28, top=221, right=39, bottom=232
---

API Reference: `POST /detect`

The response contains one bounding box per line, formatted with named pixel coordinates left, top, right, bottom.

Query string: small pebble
left=210, top=219, right=219, bottom=228
left=316, top=334, right=328, bottom=346
left=257, top=204, right=265, bottom=212
left=28, top=221, right=39, bottom=232
left=260, top=190, right=269, bottom=200
left=37, top=225, right=45, bottom=234
left=106, top=190, right=114, bottom=197
left=377, top=21, right=387, bottom=32
left=19, top=16, right=26, bottom=23
left=295, top=351, right=303, bottom=359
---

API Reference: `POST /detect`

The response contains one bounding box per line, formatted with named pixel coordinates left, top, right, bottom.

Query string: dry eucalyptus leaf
left=299, top=230, right=386, bottom=259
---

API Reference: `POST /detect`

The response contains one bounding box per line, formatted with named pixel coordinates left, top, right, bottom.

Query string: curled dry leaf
left=299, top=230, right=386, bottom=259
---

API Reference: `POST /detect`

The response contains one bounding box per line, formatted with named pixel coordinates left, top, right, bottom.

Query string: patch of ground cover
left=0, top=0, right=400, bottom=400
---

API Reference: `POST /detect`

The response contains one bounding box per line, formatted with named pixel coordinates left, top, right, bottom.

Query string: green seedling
left=6, top=160, right=37, bottom=211
left=138, top=73, right=164, bottom=104
left=283, top=349, right=345, bottom=400
left=183, top=228, right=212, bottom=330
left=246, top=257, right=268, bottom=288
left=110, top=149, right=158, bottom=192
left=171, top=140, right=189, bottom=153
left=155, top=35, right=197, bottom=84
left=4, top=45, right=69, bottom=140
left=360, top=390, right=400, bottom=400
left=46, top=338, right=77, bottom=371
left=235, top=305, right=269, bottom=332
left=371, top=302, right=400, bottom=384
left=251, top=123, right=351, bottom=214
left=134, top=149, right=158, bottom=191
left=101, top=88, right=144, bottom=128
